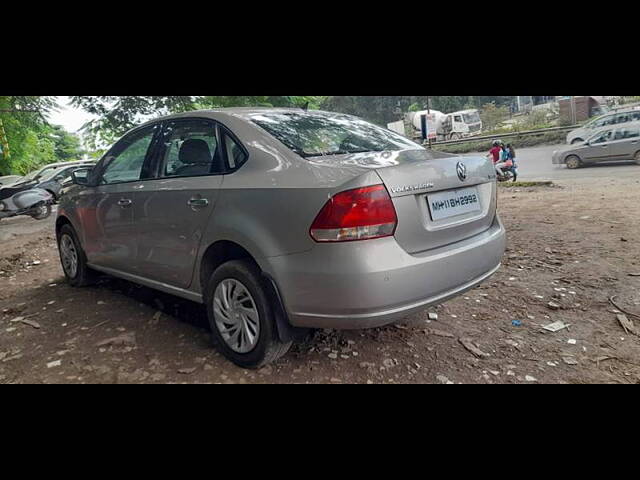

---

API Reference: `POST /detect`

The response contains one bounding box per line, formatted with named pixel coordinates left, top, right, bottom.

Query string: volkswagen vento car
left=56, top=108, right=506, bottom=368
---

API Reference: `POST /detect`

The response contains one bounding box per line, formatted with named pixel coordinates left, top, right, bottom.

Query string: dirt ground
left=1, top=175, right=639, bottom=384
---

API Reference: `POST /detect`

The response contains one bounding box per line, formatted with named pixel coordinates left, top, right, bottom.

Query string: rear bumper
left=263, top=215, right=506, bottom=329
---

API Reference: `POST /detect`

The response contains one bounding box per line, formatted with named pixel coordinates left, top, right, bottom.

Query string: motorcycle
left=496, top=162, right=518, bottom=182
left=0, top=184, right=53, bottom=222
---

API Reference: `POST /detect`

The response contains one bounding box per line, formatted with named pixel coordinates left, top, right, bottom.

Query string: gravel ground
left=1, top=175, right=639, bottom=384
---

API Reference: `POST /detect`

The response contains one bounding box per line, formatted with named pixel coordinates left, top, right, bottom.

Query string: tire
left=565, top=155, right=582, bottom=169
left=57, top=224, right=97, bottom=287
left=634, top=151, right=640, bottom=165
left=205, top=260, right=292, bottom=368
left=30, top=204, right=52, bottom=220
left=450, top=133, right=460, bottom=140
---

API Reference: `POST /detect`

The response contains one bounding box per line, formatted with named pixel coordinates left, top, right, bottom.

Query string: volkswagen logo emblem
left=456, top=162, right=467, bottom=182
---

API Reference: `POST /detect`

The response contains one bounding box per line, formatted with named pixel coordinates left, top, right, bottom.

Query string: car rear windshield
left=250, top=112, right=421, bottom=158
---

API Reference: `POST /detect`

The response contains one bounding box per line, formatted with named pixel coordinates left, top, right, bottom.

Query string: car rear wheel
left=634, top=151, right=640, bottom=165
left=205, top=260, right=291, bottom=368
left=57, top=224, right=97, bottom=287
left=565, top=155, right=582, bottom=169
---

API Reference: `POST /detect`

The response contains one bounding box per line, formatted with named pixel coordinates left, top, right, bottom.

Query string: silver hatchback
left=553, top=121, right=640, bottom=169
left=56, top=108, right=506, bottom=367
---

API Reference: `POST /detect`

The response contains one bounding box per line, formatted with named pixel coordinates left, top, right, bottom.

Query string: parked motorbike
left=0, top=184, right=53, bottom=222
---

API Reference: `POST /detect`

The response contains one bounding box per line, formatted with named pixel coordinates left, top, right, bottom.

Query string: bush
left=479, top=103, right=510, bottom=131
left=433, top=130, right=567, bottom=155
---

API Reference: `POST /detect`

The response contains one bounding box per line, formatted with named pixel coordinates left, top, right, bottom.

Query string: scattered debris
left=427, top=312, right=438, bottom=321
left=95, top=332, right=136, bottom=348
left=425, top=328, right=455, bottom=338
left=542, top=320, right=570, bottom=332
left=436, top=375, right=454, bottom=384
left=547, top=301, right=561, bottom=310
left=567, top=339, right=577, bottom=345
left=459, top=337, right=490, bottom=358
left=524, top=375, right=537, bottom=382
left=382, top=358, right=398, bottom=368
left=46, top=360, right=61, bottom=368
left=18, top=318, right=40, bottom=329
left=616, top=314, right=639, bottom=336
left=609, top=295, right=640, bottom=319
left=562, top=357, right=578, bottom=365
left=511, top=320, right=522, bottom=327
left=177, top=367, right=197, bottom=375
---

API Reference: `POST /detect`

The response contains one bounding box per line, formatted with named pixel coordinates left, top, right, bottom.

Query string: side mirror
left=71, top=167, right=92, bottom=186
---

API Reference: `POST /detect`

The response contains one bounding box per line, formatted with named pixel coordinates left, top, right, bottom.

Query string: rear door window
left=614, top=113, right=631, bottom=124
left=157, top=119, right=223, bottom=178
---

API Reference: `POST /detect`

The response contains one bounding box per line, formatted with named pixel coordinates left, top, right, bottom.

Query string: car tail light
left=310, top=184, right=397, bottom=242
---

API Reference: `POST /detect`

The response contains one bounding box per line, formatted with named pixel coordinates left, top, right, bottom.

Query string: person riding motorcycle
left=487, top=139, right=515, bottom=180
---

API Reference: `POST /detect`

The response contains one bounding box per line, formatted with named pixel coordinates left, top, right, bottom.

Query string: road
left=465, top=143, right=640, bottom=181
left=0, top=209, right=56, bottom=242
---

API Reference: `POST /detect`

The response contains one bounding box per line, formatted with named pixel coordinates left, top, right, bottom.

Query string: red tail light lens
left=310, top=184, right=398, bottom=242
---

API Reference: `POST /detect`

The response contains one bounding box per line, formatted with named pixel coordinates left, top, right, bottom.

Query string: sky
left=46, top=96, right=96, bottom=133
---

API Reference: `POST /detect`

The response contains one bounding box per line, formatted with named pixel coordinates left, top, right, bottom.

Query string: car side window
left=222, top=131, right=248, bottom=169
left=591, top=130, right=613, bottom=144
left=158, top=119, right=223, bottom=178
left=101, top=126, right=158, bottom=185
left=615, top=113, right=630, bottom=124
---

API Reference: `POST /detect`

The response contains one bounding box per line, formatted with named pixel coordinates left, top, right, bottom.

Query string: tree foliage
left=70, top=96, right=326, bottom=146
left=0, top=96, right=59, bottom=175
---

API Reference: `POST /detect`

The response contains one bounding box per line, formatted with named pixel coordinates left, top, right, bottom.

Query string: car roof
left=588, top=120, right=640, bottom=136
left=135, top=107, right=353, bottom=128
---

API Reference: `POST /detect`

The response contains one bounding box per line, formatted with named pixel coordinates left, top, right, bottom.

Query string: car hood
left=554, top=143, right=589, bottom=156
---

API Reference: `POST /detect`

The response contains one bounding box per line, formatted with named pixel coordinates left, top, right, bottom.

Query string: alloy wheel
left=213, top=279, right=261, bottom=353
left=59, top=234, right=78, bottom=278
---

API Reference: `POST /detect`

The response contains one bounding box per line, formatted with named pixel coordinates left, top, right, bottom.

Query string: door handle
left=188, top=197, right=209, bottom=208
left=118, top=198, right=132, bottom=207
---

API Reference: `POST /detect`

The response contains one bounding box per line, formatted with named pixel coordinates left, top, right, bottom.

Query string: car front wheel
left=205, top=260, right=291, bottom=368
left=57, top=224, right=97, bottom=287
left=634, top=151, right=640, bottom=165
left=565, top=155, right=582, bottom=169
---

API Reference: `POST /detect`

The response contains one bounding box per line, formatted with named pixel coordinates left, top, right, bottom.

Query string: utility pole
left=427, top=96, right=432, bottom=149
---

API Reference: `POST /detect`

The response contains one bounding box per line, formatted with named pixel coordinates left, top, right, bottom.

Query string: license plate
left=427, top=187, right=481, bottom=221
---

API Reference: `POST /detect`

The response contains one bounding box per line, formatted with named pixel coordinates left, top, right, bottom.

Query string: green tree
left=48, top=124, right=85, bottom=161
left=71, top=96, right=326, bottom=145
left=0, top=96, right=58, bottom=175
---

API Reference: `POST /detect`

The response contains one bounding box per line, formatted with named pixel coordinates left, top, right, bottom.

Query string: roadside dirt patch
left=1, top=176, right=639, bottom=383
